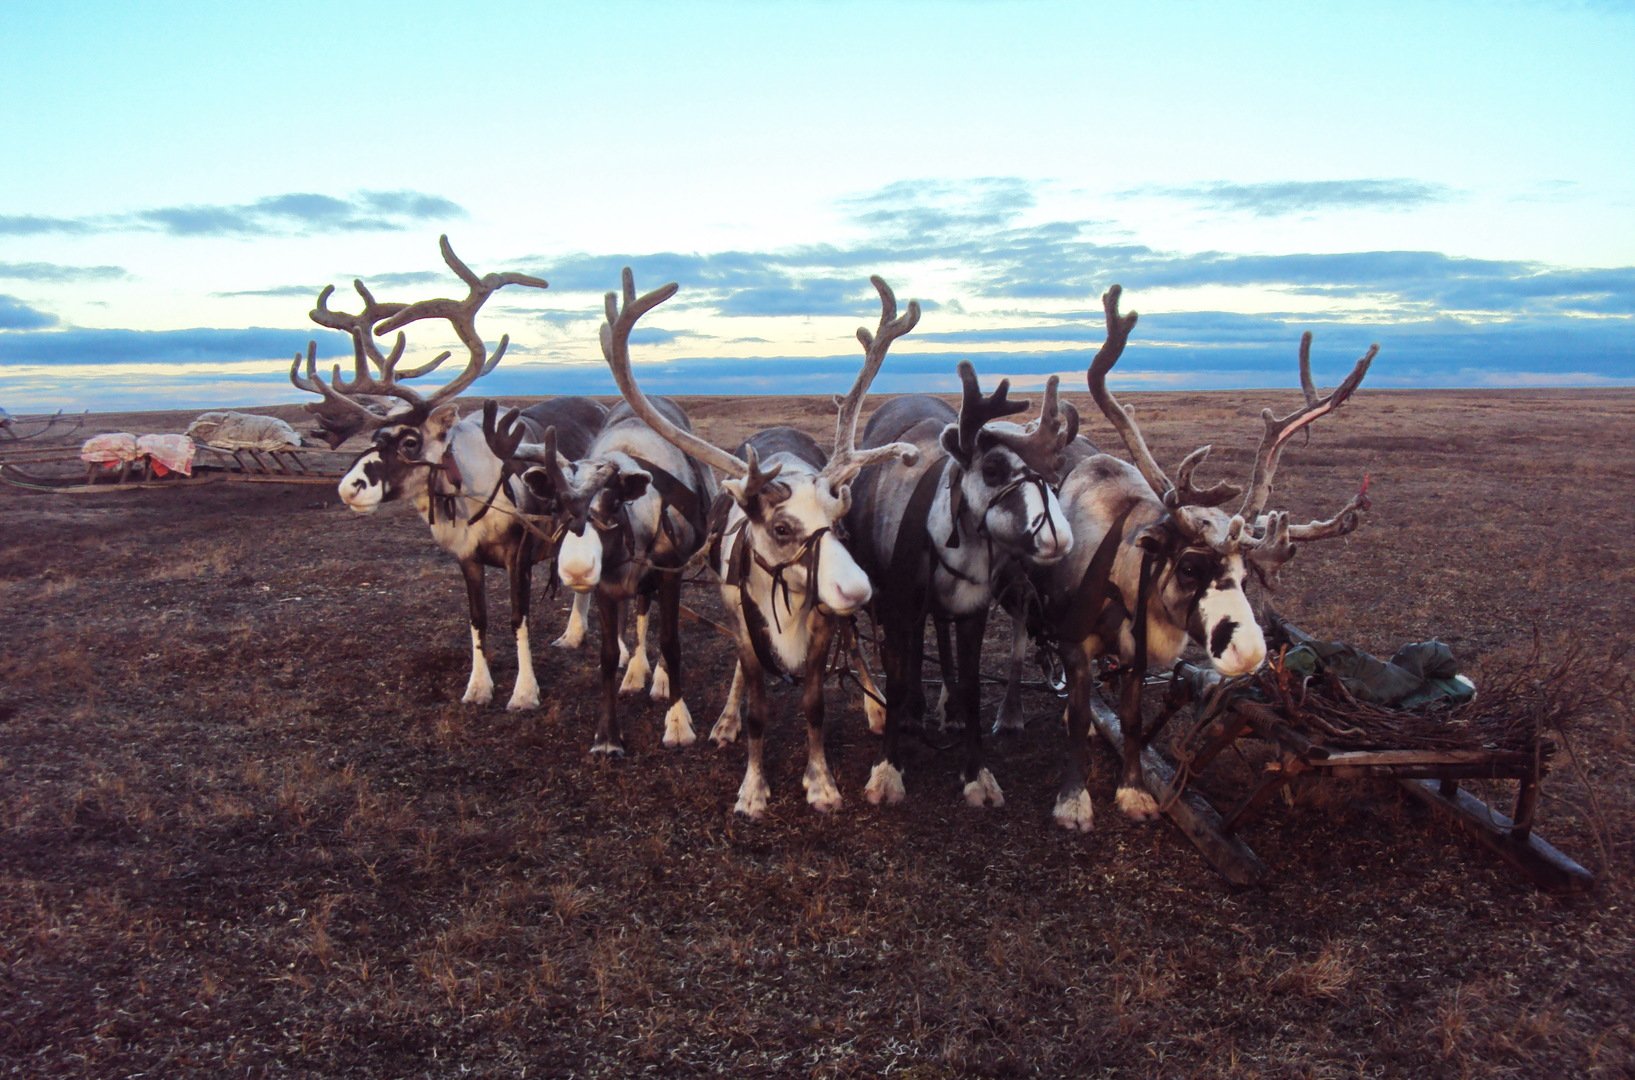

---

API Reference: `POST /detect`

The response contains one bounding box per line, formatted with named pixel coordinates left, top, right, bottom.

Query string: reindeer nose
left=1216, top=640, right=1267, bottom=678
left=828, top=578, right=872, bottom=615
left=1032, top=514, right=1071, bottom=561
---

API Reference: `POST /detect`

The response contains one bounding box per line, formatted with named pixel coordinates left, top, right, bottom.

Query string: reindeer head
left=291, top=236, right=548, bottom=513
left=598, top=270, right=920, bottom=620
left=937, top=363, right=1077, bottom=564
left=1086, top=286, right=1375, bottom=677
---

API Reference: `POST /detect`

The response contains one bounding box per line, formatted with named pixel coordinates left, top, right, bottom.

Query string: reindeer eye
left=981, top=455, right=1010, bottom=485
left=770, top=520, right=795, bottom=544
left=399, top=434, right=423, bottom=458
left=1176, top=554, right=1211, bottom=583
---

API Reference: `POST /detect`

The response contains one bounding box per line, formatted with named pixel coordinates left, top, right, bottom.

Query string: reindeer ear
left=721, top=476, right=752, bottom=510
left=939, top=423, right=971, bottom=467
left=425, top=402, right=460, bottom=441
left=521, top=466, right=555, bottom=501
left=1135, top=521, right=1171, bottom=554
left=830, top=482, right=853, bottom=520
left=617, top=468, right=652, bottom=502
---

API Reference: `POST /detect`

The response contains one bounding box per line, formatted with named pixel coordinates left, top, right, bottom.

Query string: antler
left=599, top=267, right=752, bottom=482
left=289, top=340, right=413, bottom=434
left=1086, top=285, right=1240, bottom=509
left=1086, top=285, right=1171, bottom=499
left=1005, top=375, right=1082, bottom=479
left=951, top=361, right=1030, bottom=464
left=1237, top=332, right=1377, bottom=521
left=366, top=235, right=549, bottom=418
left=824, top=275, right=921, bottom=486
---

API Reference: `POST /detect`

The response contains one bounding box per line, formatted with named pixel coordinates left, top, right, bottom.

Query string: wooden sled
left=0, top=441, right=354, bottom=494
left=1093, top=658, right=1596, bottom=893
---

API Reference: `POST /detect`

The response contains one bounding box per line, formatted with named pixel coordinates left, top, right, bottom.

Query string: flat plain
left=2, top=388, right=1633, bottom=1077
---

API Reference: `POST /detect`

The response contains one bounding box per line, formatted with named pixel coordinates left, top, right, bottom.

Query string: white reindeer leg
left=462, top=625, right=494, bottom=705
left=551, top=591, right=591, bottom=650
left=619, top=607, right=652, bottom=694
left=711, top=662, right=746, bottom=746
left=506, top=622, right=541, bottom=711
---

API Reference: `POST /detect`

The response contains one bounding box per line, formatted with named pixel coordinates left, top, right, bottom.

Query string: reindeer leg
left=931, top=617, right=956, bottom=730
left=1053, top=650, right=1097, bottom=832
left=590, top=593, right=626, bottom=756
left=864, top=616, right=918, bottom=805
left=993, top=610, right=1030, bottom=734
left=735, top=649, right=771, bottom=818
left=552, top=590, right=591, bottom=650
left=1114, top=668, right=1160, bottom=821
left=459, top=560, right=495, bottom=705
left=851, top=629, right=887, bottom=735
left=505, top=539, right=540, bottom=711
left=957, top=611, right=1004, bottom=808
left=620, top=593, right=652, bottom=694
left=801, top=616, right=842, bottom=813
left=711, top=660, right=746, bottom=746
left=656, top=573, right=694, bottom=747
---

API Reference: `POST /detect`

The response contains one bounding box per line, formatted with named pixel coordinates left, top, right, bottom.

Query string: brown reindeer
left=1035, top=285, right=1374, bottom=829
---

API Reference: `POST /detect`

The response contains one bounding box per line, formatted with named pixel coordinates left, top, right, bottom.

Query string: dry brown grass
left=2, top=390, right=1634, bottom=1077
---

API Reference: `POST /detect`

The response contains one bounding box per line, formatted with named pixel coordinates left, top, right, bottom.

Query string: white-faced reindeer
left=485, top=271, right=716, bottom=755
left=291, top=235, right=603, bottom=710
left=845, top=362, right=1077, bottom=809
left=1038, top=285, right=1375, bottom=830
left=600, top=272, right=921, bottom=817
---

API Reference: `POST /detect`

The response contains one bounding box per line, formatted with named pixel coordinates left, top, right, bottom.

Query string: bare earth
left=2, top=388, right=1633, bottom=1077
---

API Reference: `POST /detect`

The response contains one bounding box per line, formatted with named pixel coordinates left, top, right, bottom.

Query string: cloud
left=0, top=326, right=350, bottom=365
left=0, top=214, right=94, bottom=236
left=0, top=295, right=59, bottom=330
left=0, top=190, right=465, bottom=238
left=1139, top=179, right=1455, bottom=216
left=0, top=261, right=127, bottom=283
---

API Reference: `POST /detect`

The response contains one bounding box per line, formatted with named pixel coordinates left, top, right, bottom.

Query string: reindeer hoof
left=710, top=712, right=741, bottom=747
left=462, top=683, right=494, bottom=706
left=619, top=656, right=650, bottom=695
left=803, top=764, right=843, bottom=813
left=551, top=630, right=585, bottom=650
left=589, top=740, right=626, bottom=758
left=649, top=663, right=671, bottom=702
left=863, top=761, right=906, bottom=806
left=1116, top=785, right=1161, bottom=821
left=962, top=768, right=1005, bottom=809
left=734, top=773, right=770, bottom=818
left=1053, top=790, right=1095, bottom=832
left=661, top=700, right=696, bottom=748
left=505, top=688, right=540, bottom=712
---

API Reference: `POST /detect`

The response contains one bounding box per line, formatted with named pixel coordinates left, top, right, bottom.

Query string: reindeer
left=484, top=271, right=716, bottom=756
left=291, top=235, right=603, bottom=710
left=1037, top=285, right=1374, bottom=830
left=598, top=271, right=921, bottom=816
left=845, top=362, right=1078, bottom=809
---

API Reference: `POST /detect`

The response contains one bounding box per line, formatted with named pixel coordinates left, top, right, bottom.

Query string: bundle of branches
left=1251, top=634, right=1630, bottom=756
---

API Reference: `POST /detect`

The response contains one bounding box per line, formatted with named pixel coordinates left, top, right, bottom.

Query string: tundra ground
left=2, top=389, right=1633, bottom=1077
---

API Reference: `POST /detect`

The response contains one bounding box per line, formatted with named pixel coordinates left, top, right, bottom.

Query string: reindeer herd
left=293, top=236, right=1374, bottom=832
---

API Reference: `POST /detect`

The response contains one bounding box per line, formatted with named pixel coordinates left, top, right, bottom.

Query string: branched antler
left=1238, top=332, right=1376, bottom=521
left=825, top=275, right=921, bottom=486
left=950, top=361, right=1029, bottom=465
left=291, top=236, right=548, bottom=438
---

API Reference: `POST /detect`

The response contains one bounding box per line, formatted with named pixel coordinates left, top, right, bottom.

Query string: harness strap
left=1050, top=503, right=1137, bottom=646
left=884, top=461, right=951, bottom=604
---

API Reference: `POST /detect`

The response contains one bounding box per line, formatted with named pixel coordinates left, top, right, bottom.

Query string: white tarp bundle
left=135, top=433, right=196, bottom=476
left=184, top=411, right=304, bottom=451
left=80, top=432, right=142, bottom=465
left=79, top=432, right=197, bottom=476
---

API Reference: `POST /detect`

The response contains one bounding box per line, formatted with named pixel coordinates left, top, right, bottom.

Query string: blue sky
left=2, top=0, right=1632, bottom=414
